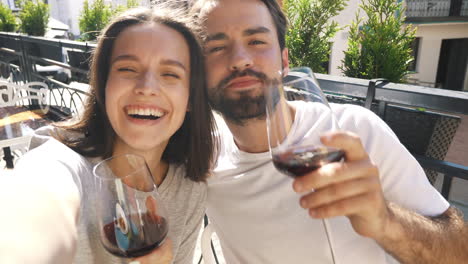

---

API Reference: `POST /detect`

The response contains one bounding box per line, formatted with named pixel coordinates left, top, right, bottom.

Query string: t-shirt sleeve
left=335, top=104, right=450, bottom=216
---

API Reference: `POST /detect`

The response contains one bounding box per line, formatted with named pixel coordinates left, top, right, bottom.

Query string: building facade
left=328, top=0, right=468, bottom=91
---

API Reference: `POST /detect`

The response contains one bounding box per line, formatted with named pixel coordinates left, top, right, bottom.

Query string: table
left=0, top=106, right=52, bottom=168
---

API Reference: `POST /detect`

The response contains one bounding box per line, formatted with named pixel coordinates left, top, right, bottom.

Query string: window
left=408, top=37, right=420, bottom=72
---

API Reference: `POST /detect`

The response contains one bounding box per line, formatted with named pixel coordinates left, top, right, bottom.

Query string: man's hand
left=131, top=238, right=173, bottom=264
left=292, top=131, right=390, bottom=240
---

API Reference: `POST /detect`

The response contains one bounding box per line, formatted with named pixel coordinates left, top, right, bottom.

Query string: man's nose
left=134, top=72, right=160, bottom=96
left=229, top=45, right=253, bottom=72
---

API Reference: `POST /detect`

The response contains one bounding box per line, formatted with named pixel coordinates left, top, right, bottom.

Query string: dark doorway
left=436, top=38, right=468, bottom=91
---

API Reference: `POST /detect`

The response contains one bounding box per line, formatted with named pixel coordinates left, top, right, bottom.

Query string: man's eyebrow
left=244, top=26, right=271, bottom=36
left=161, top=59, right=187, bottom=71
left=205, top=32, right=228, bottom=42
left=205, top=27, right=271, bottom=43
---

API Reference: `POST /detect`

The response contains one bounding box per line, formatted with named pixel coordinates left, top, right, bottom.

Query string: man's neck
left=225, top=100, right=296, bottom=154
left=226, top=118, right=270, bottom=153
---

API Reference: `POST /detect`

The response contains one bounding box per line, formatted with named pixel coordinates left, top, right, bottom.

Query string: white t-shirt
left=207, top=102, right=449, bottom=264
left=12, top=126, right=207, bottom=264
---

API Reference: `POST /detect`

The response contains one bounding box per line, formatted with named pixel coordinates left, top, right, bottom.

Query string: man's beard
left=208, top=69, right=281, bottom=126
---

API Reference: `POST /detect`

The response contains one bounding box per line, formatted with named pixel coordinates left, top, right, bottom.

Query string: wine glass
left=265, top=67, right=341, bottom=263
left=92, top=154, right=169, bottom=258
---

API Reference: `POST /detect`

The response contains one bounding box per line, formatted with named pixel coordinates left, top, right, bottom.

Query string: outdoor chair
left=67, top=49, right=91, bottom=83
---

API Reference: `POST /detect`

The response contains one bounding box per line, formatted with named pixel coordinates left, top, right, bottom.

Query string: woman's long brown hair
left=57, top=6, right=216, bottom=182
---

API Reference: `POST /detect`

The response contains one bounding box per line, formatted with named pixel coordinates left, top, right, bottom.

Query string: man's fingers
left=293, top=160, right=379, bottom=193
left=307, top=192, right=377, bottom=219
left=320, top=131, right=367, bottom=162
left=299, top=176, right=380, bottom=209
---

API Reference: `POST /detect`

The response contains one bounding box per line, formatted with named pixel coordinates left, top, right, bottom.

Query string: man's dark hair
left=57, top=6, right=216, bottom=182
left=191, top=0, right=288, bottom=50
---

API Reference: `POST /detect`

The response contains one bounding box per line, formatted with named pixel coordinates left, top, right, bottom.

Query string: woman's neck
left=112, top=141, right=169, bottom=186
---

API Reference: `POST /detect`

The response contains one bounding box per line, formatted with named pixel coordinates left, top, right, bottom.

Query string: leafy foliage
left=18, top=0, right=49, bottom=36
left=340, top=0, right=416, bottom=83
left=284, top=0, right=347, bottom=73
left=0, top=3, right=17, bottom=32
left=78, top=0, right=112, bottom=41
left=78, top=0, right=140, bottom=41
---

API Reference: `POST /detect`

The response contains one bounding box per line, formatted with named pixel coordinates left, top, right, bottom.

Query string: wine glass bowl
left=265, top=69, right=344, bottom=179
left=93, top=154, right=169, bottom=258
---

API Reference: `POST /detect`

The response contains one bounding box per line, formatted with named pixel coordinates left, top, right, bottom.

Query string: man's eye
left=250, top=40, right=265, bottom=45
left=207, top=46, right=225, bottom=53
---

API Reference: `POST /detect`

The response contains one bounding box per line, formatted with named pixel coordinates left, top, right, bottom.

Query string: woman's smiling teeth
left=126, top=106, right=165, bottom=120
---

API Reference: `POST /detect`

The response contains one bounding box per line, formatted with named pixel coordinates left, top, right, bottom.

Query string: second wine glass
left=265, top=68, right=342, bottom=264
left=266, top=69, right=344, bottom=178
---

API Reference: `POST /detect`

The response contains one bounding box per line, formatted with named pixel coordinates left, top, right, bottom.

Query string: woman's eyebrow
left=110, top=54, right=139, bottom=65
left=161, top=59, right=187, bottom=72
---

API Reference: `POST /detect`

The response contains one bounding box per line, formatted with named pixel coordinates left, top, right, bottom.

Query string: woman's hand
left=130, top=238, right=173, bottom=264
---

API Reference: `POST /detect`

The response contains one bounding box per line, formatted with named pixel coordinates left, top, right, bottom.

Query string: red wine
left=273, top=146, right=345, bottom=178
left=102, top=213, right=168, bottom=258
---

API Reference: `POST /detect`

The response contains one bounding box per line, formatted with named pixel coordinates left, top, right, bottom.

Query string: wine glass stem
left=322, top=219, right=337, bottom=264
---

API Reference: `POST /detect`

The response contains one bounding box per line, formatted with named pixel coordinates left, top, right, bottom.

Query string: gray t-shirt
left=15, top=126, right=207, bottom=263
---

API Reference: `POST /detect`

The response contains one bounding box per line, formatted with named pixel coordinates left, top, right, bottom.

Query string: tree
left=284, top=0, right=347, bottom=73
left=0, top=3, right=17, bottom=32
left=78, top=0, right=113, bottom=41
left=18, top=0, right=49, bottom=36
left=78, top=0, right=141, bottom=41
left=340, top=0, right=416, bottom=83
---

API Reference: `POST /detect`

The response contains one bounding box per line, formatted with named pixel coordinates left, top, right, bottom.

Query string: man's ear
left=281, top=48, right=290, bottom=77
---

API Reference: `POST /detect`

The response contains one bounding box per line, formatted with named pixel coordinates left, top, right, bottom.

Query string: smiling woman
left=10, top=5, right=216, bottom=264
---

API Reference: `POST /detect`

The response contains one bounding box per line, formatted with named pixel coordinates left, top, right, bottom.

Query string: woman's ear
left=281, top=48, right=290, bottom=77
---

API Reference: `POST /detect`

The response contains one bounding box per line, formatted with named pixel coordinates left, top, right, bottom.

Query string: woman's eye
left=162, top=73, right=180, bottom=79
left=117, top=67, right=135, bottom=72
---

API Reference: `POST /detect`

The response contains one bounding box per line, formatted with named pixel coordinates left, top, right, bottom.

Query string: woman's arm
left=0, top=174, right=80, bottom=264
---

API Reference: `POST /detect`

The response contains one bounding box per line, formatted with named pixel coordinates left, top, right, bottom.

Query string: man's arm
left=293, top=131, right=468, bottom=263
left=378, top=203, right=468, bottom=264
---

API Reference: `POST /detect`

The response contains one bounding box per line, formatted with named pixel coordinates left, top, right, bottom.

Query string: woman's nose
left=134, top=72, right=160, bottom=96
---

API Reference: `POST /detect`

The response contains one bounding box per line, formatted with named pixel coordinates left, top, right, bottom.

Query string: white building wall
left=48, top=0, right=151, bottom=37
left=329, top=0, right=468, bottom=90
left=329, top=0, right=362, bottom=76
left=407, top=23, right=468, bottom=86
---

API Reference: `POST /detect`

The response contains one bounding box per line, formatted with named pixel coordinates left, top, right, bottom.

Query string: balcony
left=0, top=33, right=467, bottom=217
left=405, top=0, right=468, bottom=22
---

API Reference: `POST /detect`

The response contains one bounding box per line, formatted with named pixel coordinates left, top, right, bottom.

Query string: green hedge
left=340, top=0, right=416, bottom=83
left=0, top=3, right=17, bottom=32
left=19, top=0, right=49, bottom=36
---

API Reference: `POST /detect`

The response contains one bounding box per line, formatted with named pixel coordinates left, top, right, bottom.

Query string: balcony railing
left=406, top=0, right=468, bottom=22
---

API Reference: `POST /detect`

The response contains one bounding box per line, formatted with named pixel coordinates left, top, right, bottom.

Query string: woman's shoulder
left=162, top=163, right=207, bottom=198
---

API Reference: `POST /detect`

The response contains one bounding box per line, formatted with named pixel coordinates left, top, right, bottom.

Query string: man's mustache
left=218, top=69, right=268, bottom=89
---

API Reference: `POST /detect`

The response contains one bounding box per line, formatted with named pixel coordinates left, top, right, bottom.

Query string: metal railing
left=405, top=0, right=468, bottom=20
left=316, top=73, right=468, bottom=115
left=0, top=32, right=94, bottom=117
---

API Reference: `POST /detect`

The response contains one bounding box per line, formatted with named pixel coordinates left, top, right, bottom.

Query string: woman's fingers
left=131, top=238, right=173, bottom=264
